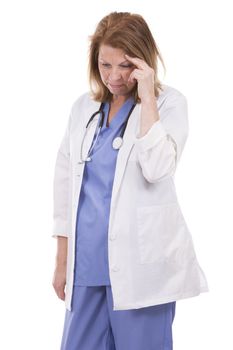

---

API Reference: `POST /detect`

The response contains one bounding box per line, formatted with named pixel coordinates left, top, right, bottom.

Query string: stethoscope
left=78, top=101, right=136, bottom=163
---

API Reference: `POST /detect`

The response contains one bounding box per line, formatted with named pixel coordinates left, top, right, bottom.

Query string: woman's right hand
left=52, top=236, right=68, bottom=301
left=52, top=263, right=67, bottom=301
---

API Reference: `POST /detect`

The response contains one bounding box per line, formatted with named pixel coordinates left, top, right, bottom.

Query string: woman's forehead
left=98, top=45, right=126, bottom=59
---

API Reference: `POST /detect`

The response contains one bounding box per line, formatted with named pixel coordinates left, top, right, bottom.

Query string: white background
left=0, top=0, right=232, bottom=349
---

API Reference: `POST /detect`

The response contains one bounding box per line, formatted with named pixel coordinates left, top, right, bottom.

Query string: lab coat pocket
left=136, top=202, right=188, bottom=264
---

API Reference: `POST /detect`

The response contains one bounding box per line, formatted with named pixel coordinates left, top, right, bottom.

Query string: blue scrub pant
left=60, top=285, right=176, bottom=350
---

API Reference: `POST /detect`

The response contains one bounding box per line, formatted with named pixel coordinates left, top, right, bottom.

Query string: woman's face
left=98, top=44, right=137, bottom=99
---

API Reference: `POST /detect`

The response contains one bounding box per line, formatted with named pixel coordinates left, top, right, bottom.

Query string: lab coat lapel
left=81, top=101, right=101, bottom=160
left=110, top=103, right=141, bottom=201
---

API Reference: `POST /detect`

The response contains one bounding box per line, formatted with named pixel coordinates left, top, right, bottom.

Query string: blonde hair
left=88, top=11, right=166, bottom=103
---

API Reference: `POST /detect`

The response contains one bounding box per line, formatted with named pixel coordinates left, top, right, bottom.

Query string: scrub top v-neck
left=73, top=96, right=135, bottom=286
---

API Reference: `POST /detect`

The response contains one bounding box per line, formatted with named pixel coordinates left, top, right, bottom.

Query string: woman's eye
left=120, top=65, right=132, bottom=68
left=100, top=63, right=132, bottom=68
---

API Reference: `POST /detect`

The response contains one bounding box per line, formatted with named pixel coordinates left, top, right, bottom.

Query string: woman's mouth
left=109, top=83, right=124, bottom=88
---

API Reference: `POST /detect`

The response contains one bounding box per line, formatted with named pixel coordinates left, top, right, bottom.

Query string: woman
left=52, top=11, right=209, bottom=350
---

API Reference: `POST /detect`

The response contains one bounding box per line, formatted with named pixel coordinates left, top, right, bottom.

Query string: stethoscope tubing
left=79, top=101, right=136, bottom=163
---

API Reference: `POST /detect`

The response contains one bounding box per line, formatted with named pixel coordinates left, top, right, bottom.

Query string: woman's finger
left=128, top=68, right=143, bottom=82
left=125, top=54, right=148, bottom=70
left=57, top=288, right=66, bottom=301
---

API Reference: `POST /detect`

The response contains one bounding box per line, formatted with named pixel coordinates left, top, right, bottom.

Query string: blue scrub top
left=73, top=96, right=135, bottom=286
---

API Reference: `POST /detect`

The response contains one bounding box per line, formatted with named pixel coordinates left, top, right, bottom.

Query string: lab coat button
left=109, top=234, right=116, bottom=240
left=112, top=265, right=120, bottom=272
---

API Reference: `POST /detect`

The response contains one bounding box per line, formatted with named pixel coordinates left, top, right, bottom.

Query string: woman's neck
left=111, top=93, right=130, bottom=107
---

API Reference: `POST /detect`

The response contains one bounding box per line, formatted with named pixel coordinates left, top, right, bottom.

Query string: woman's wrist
left=55, top=255, right=67, bottom=267
left=55, top=236, right=68, bottom=267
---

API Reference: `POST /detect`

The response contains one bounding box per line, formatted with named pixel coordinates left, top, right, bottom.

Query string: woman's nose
left=108, top=68, right=122, bottom=81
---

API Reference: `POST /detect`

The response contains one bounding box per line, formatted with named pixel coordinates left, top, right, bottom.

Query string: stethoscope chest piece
left=79, top=101, right=136, bottom=162
left=112, top=136, right=123, bottom=150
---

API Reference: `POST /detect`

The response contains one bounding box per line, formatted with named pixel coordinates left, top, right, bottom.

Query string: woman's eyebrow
left=98, top=59, right=131, bottom=65
left=119, top=60, right=131, bottom=65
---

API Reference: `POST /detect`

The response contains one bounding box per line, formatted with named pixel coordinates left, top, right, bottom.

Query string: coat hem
left=112, top=287, right=209, bottom=311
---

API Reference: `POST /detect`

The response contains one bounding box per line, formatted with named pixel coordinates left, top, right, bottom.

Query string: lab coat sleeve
left=134, top=93, right=189, bottom=183
left=52, top=109, right=73, bottom=238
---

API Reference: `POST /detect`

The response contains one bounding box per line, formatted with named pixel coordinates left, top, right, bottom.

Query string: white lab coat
left=52, top=84, right=209, bottom=311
